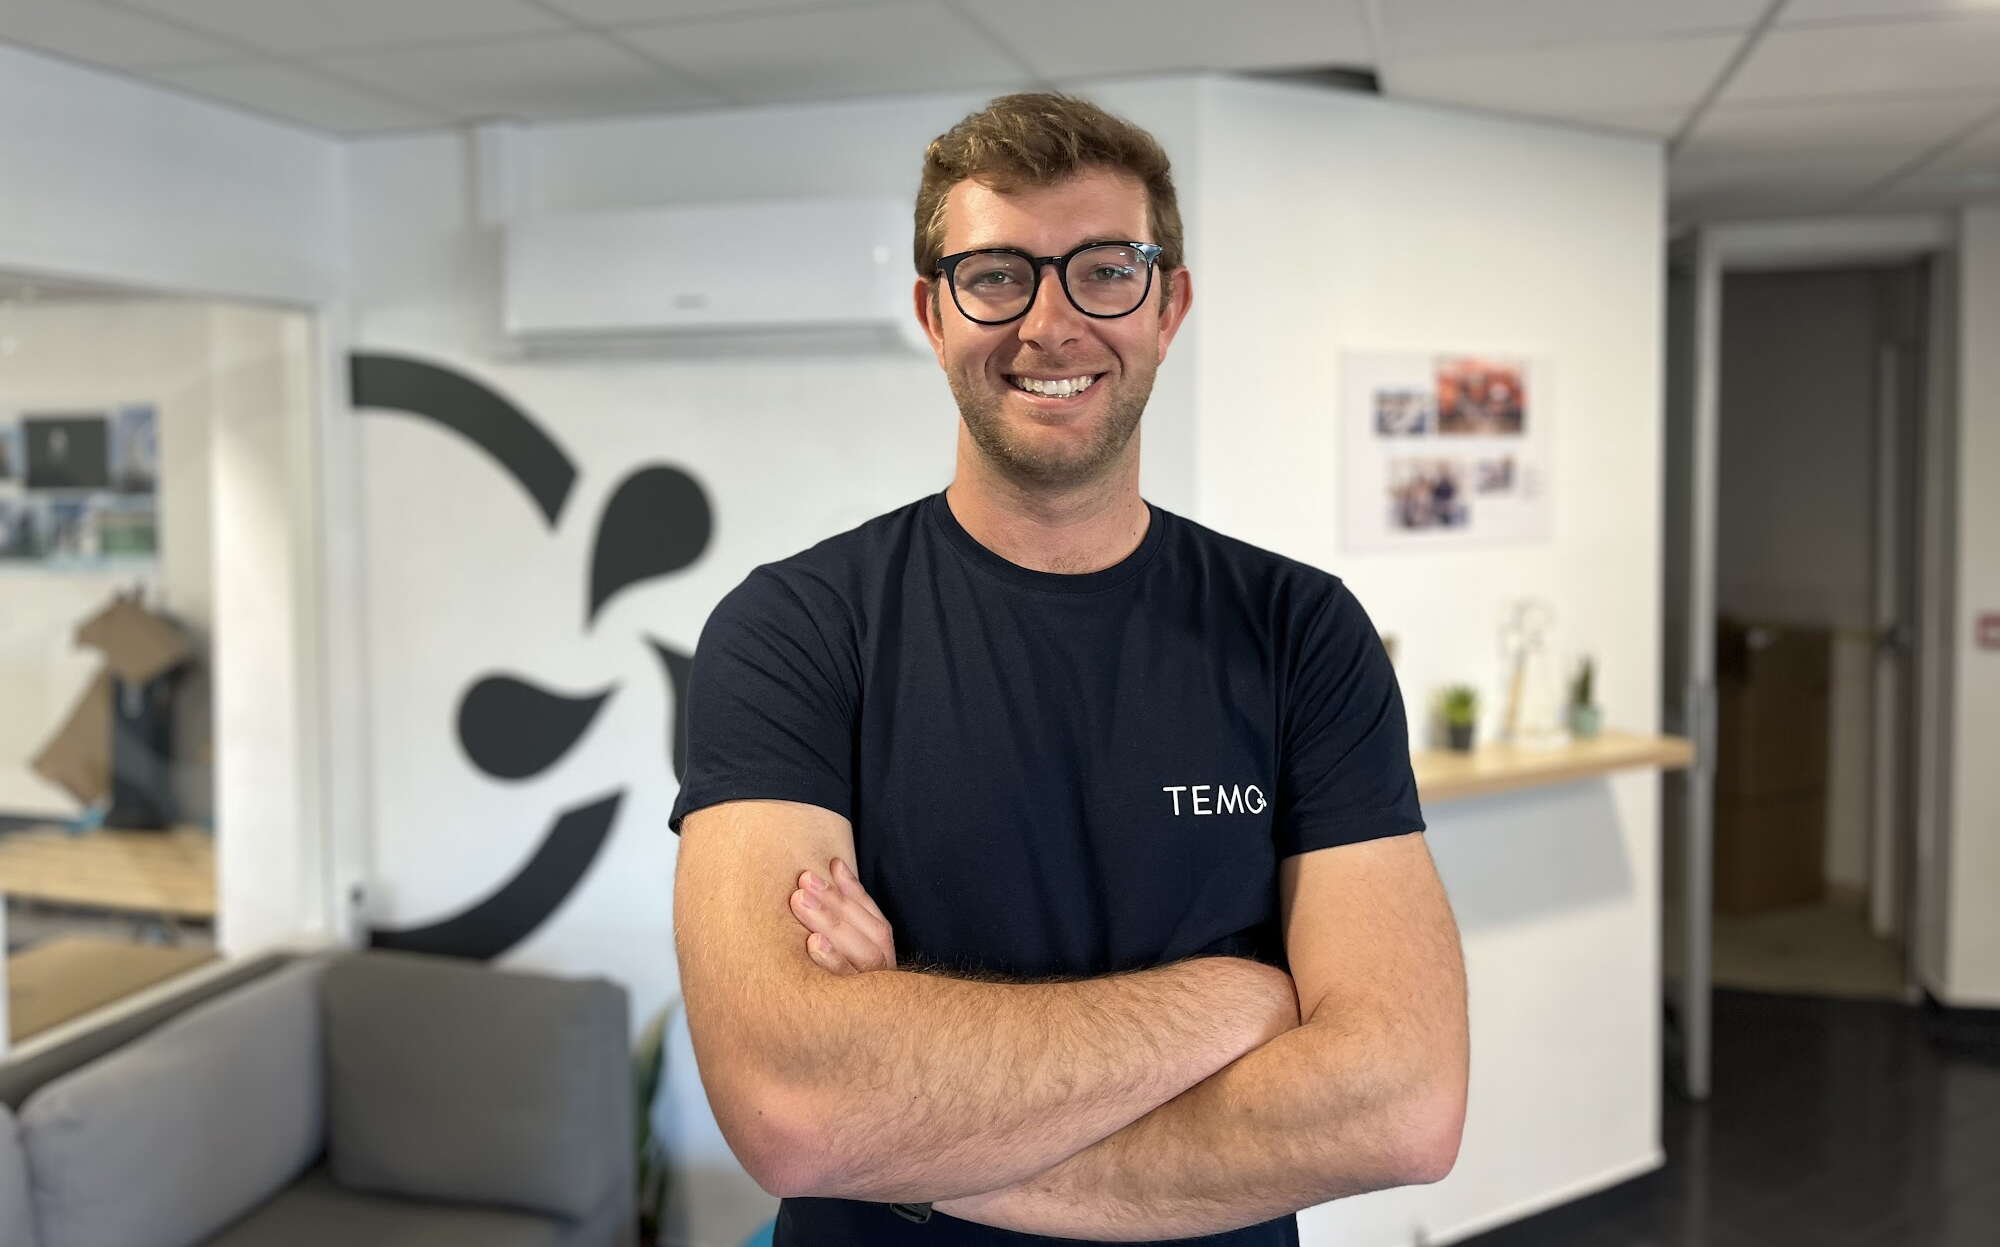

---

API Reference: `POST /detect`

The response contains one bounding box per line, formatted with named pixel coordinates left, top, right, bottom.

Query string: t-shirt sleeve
left=667, top=566, right=857, bottom=835
left=1273, top=578, right=1427, bottom=858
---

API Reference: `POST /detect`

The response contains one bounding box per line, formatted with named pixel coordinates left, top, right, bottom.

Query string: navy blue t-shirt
left=668, top=488, right=1426, bottom=1245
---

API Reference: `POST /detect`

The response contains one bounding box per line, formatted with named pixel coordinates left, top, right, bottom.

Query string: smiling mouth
left=1006, top=372, right=1105, bottom=400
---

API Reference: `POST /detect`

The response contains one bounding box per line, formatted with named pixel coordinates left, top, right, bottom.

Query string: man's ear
left=1155, top=266, right=1194, bottom=362
left=911, top=276, right=947, bottom=365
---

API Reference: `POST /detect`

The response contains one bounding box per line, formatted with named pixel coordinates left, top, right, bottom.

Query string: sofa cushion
left=0, top=1104, right=38, bottom=1247
left=18, top=957, right=327, bottom=1247
left=199, top=1166, right=565, bottom=1247
left=323, top=950, right=626, bottom=1221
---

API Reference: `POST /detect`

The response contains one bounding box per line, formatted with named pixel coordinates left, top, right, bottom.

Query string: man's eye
left=1086, top=265, right=1137, bottom=282
left=969, top=270, right=1017, bottom=286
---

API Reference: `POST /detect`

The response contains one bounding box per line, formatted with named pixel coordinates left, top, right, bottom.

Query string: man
left=670, top=92, right=1468, bottom=1246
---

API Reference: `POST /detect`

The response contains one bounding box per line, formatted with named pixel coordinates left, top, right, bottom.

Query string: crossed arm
left=780, top=830, right=1468, bottom=1240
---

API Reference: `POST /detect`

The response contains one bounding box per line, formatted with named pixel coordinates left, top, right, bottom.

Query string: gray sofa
left=0, top=947, right=635, bottom=1247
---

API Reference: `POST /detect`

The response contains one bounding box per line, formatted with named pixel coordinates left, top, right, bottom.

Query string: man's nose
left=1017, top=261, right=1084, bottom=348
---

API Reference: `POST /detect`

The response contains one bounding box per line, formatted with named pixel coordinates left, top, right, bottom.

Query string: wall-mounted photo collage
left=0, top=404, right=159, bottom=567
left=1342, top=352, right=1550, bottom=552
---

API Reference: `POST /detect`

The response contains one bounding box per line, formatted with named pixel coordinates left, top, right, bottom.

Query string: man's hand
left=790, top=857, right=897, bottom=973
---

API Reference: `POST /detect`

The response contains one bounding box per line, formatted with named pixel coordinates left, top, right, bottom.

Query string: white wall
left=0, top=299, right=217, bottom=820
left=207, top=302, right=327, bottom=954
left=1941, top=206, right=2000, bottom=1006
left=0, top=45, right=342, bottom=305
left=1191, top=78, right=1665, bottom=1244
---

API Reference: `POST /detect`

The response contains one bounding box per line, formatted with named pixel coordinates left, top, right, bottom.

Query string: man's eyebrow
left=964, top=234, right=1144, bottom=251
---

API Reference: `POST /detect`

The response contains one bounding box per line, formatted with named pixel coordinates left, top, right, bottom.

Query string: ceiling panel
left=1671, top=148, right=1910, bottom=199
left=539, top=0, right=860, bottom=22
left=1670, top=149, right=1912, bottom=219
left=1779, top=0, right=2000, bottom=23
left=1681, top=95, right=1998, bottom=160
left=1378, top=0, right=1763, bottom=59
left=144, top=61, right=449, bottom=132
left=1873, top=168, right=2000, bottom=204
left=320, top=32, right=722, bottom=121
left=0, top=0, right=238, bottom=67
left=974, top=0, right=1373, bottom=79
left=1727, top=15, right=2000, bottom=100
left=1919, top=109, right=2000, bottom=170
left=1381, top=34, right=1739, bottom=125
left=620, top=3, right=1025, bottom=105
left=121, top=0, right=564, bottom=56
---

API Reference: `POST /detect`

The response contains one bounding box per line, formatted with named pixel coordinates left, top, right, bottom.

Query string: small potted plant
left=1440, top=684, right=1479, bottom=752
left=1566, top=656, right=1601, bottom=740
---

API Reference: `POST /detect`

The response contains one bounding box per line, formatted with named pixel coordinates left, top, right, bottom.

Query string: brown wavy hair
left=914, top=92, right=1184, bottom=301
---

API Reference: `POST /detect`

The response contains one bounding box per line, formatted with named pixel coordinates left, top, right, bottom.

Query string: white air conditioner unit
left=503, top=198, right=926, bottom=354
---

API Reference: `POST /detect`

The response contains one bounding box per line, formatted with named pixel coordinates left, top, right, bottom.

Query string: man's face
left=915, top=167, right=1192, bottom=491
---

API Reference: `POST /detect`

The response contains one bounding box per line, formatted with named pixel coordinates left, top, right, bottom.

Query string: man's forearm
left=927, top=1010, right=1451, bottom=1240
left=780, top=955, right=1296, bottom=1203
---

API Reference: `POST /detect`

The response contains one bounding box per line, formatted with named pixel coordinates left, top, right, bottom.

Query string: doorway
left=1662, top=224, right=1956, bottom=1101
left=1698, top=264, right=1926, bottom=1002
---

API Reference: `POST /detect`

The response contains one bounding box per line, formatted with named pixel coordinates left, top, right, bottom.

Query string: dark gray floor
left=1461, top=989, right=2000, bottom=1246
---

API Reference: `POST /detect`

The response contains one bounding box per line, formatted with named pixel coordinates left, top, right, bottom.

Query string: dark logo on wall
left=350, top=352, right=710, bottom=960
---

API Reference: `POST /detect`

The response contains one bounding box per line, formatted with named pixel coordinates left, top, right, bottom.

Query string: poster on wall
left=1341, top=351, right=1551, bottom=552
left=0, top=404, right=159, bottom=566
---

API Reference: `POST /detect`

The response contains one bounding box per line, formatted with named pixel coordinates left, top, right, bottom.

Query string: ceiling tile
left=1542, top=107, right=1691, bottom=137
left=1670, top=189, right=1850, bottom=222
left=539, top=0, right=853, bottom=22
left=1670, top=147, right=1909, bottom=210
left=1907, top=107, right=2000, bottom=171
left=1381, top=34, right=1739, bottom=125
left=1871, top=168, right=2000, bottom=204
left=1378, top=0, right=1764, bottom=59
left=620, top=3, right=1026, bottom=105
left=968, top=0, right=1372, bottom=78
left=320, top=32, right=722, bottom=121
left=1681, top=95, right=1998, bottom=161
left=144, top=61, right=450, bottom=133
left=1780, top=0, right=2000, bottom=24
left=0, top=0, right=238, bottom=67
left=121, top=0, right=564, bottom=56
left=1727, top=16, right=2000, bottom=100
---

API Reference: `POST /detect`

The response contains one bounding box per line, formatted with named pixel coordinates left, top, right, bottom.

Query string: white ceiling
left=4, top=0, right=1999, bottom=225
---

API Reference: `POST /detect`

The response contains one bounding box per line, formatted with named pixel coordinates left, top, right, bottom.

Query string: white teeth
left=1011, top=374, right=1097, bottom=397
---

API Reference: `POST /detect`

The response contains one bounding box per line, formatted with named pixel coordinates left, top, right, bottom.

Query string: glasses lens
left=951, top=252, right=1035, bottom=321
left=1065, top=245, right=1150, bottom=316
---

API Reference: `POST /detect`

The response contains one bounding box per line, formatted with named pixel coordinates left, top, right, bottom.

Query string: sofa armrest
left=322, top=949, right=632, bottom=1223
left=0, top=1104, right=37, bottom=1247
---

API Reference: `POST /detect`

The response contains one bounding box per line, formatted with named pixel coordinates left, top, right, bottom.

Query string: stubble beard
left=949, top=366, right=1155, bottom=491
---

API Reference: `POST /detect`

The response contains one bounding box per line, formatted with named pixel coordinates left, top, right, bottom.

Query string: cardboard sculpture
left=30, top=590, right=194, bottom=825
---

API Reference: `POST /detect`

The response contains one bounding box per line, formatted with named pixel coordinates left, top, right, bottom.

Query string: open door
left=1663, top=230, right=1719, bottom=1101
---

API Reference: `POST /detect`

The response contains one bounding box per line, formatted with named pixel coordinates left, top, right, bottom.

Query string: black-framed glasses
left=934, top=241, right=1165, bottom=325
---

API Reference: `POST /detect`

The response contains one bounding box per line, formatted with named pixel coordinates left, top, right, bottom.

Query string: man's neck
left=944, top=454, right=1150, bottom=576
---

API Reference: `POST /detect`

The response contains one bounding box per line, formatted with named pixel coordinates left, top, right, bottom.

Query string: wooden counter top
left=1414, top=730, right=1695, bottom=804
left=0, top=824, right=215, bottom=918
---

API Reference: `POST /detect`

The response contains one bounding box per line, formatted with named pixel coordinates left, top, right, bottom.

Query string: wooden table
left=0, top=824, right=215, bottom=919
left=1414, top=730, right=1695, bottom=804
left=6, top=936, right=216, bottom=1043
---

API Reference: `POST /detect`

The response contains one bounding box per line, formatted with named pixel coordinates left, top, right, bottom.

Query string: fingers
left=790, top=877, right=891, bottom=972
left=833, top=858, right=889, bottom=925
left=802, top=864, right=893, bottom=951
left=806, top=932, right=857, bottom=975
